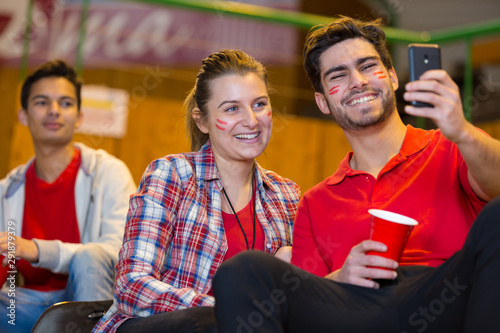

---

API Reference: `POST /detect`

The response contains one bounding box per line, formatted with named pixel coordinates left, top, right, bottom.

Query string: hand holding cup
left=366, top=209, right=418, bottom=269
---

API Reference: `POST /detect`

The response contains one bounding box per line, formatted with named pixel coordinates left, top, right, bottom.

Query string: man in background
left=0, top=59, right=136, bottom=332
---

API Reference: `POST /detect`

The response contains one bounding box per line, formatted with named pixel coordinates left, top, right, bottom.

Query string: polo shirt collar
left=328, top=125, right=432, bottom=185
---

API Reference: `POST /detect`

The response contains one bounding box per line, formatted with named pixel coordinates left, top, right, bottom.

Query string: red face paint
left=267, top=111, right=272, bottom=117
left=374, top=71, right=386, bottom=79
left=216, top=119, right=227, bottom=131
left=328, top=85, right=340, bottom=95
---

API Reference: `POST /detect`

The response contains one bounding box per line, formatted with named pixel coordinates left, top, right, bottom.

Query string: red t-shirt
left=291, top=126, right=487, bottom=277
left=206, top=195, right=265, bottom=296
left=221, top=199, right=265, bottom=261
left=19, top=148, right=82, bottom=291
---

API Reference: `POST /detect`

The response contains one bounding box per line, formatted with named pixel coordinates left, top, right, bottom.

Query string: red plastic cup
left=367, top=209, right=418, bottom=265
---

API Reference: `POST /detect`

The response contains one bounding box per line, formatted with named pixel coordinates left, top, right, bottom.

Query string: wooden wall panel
left=472, top=37, right=500, bottom=66
left=9, top=124, right=33, bottom=170
left=0, top=68, right=20, bottom=178
left=321, top=121, right=352, bottom=179
left=258, top=115, right=329, bottom=193
left=119, top=97, right=190, bottom=184
left=476, top=119, right=500, bottom=140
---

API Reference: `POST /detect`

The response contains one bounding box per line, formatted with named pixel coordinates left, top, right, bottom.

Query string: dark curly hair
left=303, top=16, right=393, bottom=94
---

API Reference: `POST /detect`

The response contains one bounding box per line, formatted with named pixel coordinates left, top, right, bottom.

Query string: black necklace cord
left=222, top=175, right=256, bottom=251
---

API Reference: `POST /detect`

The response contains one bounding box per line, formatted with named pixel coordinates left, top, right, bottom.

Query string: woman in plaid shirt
left=93, top=49, right=301, bottom=333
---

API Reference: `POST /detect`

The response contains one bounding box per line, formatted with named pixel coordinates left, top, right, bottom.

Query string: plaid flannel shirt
left=93, top=141, right=300, bottom=332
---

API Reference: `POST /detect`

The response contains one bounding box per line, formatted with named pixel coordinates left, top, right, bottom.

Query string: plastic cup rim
left=368, top=209, right=418, bottom=226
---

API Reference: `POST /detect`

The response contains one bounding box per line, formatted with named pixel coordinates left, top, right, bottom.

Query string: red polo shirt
left=291, top=125, right=487, bottom=277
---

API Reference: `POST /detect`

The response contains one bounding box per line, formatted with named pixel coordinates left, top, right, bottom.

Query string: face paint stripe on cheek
left=215, top=124, right=226, bottom=131
left=328, top=85, right=340, bottom=95
left=374, top=71, right=386, bottom=79
left=216, top=119, right=228, bottom=125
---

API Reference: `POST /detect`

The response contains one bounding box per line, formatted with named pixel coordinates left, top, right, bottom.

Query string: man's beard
left=326, top=86, right=397, bottom=131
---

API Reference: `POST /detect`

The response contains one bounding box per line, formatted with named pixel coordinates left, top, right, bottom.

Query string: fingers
left=403, top=69, right=468, bottom=142
left=408, top=69, right=456, bottom=88
left=351, top=240, right=399, bottom=271
left=405, top=76, right=458, bottom=110
left=353, top=240, right=388, bottom=254
left=405, top=69, right=457, bottom=96
left=0, top=235, right=38, bottom=262
left=345, top=248, right=399, bottom=274
left=333, top=240, right=398, bottom=288
left=418, top=69, right=455, bottom=83
left=404, top=85, right=458, bottom=111
left=340, top=259, right=398, bottom=289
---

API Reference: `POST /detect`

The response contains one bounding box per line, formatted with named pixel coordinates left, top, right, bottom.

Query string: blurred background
left=1, top=0, right=500, bottom=193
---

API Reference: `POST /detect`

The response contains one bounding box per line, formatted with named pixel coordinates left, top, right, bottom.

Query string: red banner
left=0, top=0, right=299, bottom=67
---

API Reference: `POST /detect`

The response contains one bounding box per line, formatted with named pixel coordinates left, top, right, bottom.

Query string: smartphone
left=408, top=43, right=441, bottom=107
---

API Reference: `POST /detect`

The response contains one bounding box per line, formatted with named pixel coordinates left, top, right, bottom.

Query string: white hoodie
left=0, top=142, right=136, bottom=274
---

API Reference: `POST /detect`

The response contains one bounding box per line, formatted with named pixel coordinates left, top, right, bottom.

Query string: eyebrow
left=218, top=100, right=238, bottom=109
left=217, top=95, right=269, bottom=109
left=30, top=95, right=76, bottom=101
left=323, top=56, right=380, bottom=79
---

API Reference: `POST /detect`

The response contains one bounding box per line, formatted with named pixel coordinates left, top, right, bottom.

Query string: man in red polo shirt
left=213, top=16, right=500, bottom=332
left=0, top=60, right=136, bottom=332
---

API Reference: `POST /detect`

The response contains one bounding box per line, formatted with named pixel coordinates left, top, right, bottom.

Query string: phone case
left=408, top=44, right=441, bottom=107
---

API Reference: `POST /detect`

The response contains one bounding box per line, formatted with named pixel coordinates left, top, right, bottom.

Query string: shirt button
left=266, top=243, right=272, bottom=249
left=366, top=177, right=370, bottom=182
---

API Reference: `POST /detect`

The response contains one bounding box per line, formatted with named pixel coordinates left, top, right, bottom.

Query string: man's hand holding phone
left=407, top=43, right=442, bottom=108
left=404, top=44, right=469, bottom=144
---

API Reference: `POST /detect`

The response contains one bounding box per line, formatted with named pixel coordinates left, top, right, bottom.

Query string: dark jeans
left=213, top=196, right=500, bottom=333
left=117, top=306, right=216, bottom=333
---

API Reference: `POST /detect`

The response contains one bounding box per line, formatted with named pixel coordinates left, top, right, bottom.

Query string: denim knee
left=67, top=244, right=117, bottom=301
left=69, top=244, right=116, bottom=275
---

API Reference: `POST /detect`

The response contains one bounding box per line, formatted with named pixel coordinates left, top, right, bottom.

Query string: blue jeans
left=0, top=244, right=116, bottom=332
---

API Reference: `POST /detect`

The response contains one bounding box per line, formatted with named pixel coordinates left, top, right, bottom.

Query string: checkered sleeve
left=113, top=157, right=214, bottom=318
